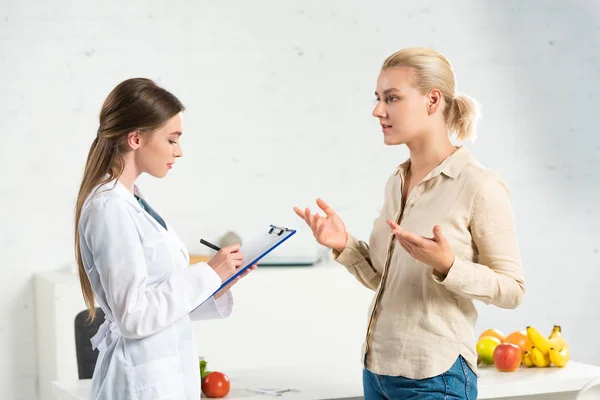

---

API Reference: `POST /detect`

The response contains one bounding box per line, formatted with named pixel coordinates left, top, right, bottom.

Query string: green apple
left=476, top=336, right=502, bottom=365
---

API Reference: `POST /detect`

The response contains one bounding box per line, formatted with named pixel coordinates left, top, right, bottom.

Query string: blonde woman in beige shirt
left=294, top=48, right=525, bottom=400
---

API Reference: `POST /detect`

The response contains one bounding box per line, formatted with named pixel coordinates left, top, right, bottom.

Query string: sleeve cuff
left=432, top=257, right=468, bottom=289
left=214, top=291, right=234, bottom=317
left=189, top=291, right=234, bottom=320
left=332, top=235, right=361, bottom=264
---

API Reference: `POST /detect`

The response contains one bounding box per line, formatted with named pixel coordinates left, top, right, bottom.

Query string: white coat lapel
left=131, top=186, right=168, bottom=234
left=110, top=181, right=161, bottom=232
left=109, top=179, right=190, bottom=266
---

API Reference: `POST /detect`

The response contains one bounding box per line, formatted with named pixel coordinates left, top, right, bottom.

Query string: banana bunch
left=523, top=325, right=570, bottom=368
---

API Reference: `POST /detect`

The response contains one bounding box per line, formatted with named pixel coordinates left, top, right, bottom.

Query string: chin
left=383, top=136, right=407, bottom=146
left=148, top=170, right=169, bottom=179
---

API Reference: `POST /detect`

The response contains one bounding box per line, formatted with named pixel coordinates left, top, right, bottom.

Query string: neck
left=406, top=127, right=456, bottom=177
left=118, top=156, right=140, bottom=194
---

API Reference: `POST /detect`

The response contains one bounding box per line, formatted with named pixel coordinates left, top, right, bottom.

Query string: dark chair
left=74, top=307, right=105, bottom=379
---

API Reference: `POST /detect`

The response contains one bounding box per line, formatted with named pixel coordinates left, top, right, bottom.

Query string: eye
left=386, top=96, right=399, bottom=104
left=169, top=140, right=178, bottom=144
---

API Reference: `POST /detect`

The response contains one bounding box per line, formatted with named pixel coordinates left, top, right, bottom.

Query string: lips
left=381, top=124, right=392, bottom=128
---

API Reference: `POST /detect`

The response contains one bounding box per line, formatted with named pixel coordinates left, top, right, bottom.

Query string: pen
left=199, top=239, right=221, bottom=252
left=245, top=388, right=282, bottom=396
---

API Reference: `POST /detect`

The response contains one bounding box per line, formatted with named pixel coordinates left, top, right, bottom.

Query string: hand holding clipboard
left=202, top=242, right=258, bottom=299
left=200, top=225, right=297, bottom=298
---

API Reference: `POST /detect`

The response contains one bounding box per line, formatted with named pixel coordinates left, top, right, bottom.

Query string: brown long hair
left=74, top=78, right=185, bottom=321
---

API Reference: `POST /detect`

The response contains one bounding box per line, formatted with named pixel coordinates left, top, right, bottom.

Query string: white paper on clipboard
left=214, top=225, right=296, bottom=293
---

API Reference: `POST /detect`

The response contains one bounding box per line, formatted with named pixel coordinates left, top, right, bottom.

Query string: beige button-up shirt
left=334, top=146, right=525, bottom=379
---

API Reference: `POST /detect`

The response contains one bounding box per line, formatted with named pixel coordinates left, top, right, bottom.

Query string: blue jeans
left=362, top=356, right=477, bottom=400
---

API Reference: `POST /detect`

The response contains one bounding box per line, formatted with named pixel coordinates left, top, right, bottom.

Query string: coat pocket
left=127, top=355, right=183, bottom=398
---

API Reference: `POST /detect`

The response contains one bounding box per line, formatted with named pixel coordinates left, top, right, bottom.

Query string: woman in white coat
left=74, top=78, right=253, bottom=399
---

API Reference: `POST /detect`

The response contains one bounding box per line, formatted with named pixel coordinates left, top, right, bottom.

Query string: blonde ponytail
left=447, top=93, right=481, bottom=141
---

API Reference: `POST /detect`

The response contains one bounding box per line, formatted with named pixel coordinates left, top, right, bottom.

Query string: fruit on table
left=477, top=325, right=570, bottom=369
left=522, top=350, right=535, bottom=368
left=504, top=330, right=533, bottom=354
left=479, top=328, right=505, bottom=342
left=476, top=336, right=502, bottom=365
left=525, top=325, right=570, bottom=367
left=549, top=344, right=570, bottom=367
left=548, top=326, right=568, bottom=350
left=202, top=372, right=231, bottom=398
left=526, top=325, right=566, bottom=355
left=199, top=360, right=231, bottom=398
left=530, top=347, right=551, bottom=367
left=493, top=343, right=523, bottom=372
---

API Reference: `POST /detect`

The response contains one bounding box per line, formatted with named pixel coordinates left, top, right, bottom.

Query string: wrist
left=334, top=233, right=349, bottom=253
left=435, top=254, right=455, bottom=276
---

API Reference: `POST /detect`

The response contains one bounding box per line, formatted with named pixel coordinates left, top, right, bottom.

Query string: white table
left=53, top=361, right=600, bottom=400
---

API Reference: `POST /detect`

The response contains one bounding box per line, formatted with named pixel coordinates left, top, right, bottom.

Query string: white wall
left=1, top=1, right=599, bottom=399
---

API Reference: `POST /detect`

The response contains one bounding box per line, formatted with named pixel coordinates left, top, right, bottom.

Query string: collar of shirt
left=98, top=178, right=145, bottom=213
left=395, top=145, right=473, bottom=180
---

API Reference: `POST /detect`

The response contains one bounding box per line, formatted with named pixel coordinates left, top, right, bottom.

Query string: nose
left=174, top=143, right=183, bottom=158
left=372, top=101, right=386, bottom=119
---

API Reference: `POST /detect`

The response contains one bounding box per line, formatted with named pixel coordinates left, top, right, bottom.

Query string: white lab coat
left=78, top=179, right=233, bottom=400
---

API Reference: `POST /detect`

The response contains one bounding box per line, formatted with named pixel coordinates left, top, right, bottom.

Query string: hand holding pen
left=205, top=243, right=244, bottom=281
left=201, top=239, right=257, bottom=299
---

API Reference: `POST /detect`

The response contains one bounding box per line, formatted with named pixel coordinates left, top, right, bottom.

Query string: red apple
left=493, top=343, right=522, bottom=372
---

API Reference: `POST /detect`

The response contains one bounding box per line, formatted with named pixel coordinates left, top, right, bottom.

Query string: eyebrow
left=170, top=131, right=182, bottom=136
left=374, top=88, right=400, bottom=96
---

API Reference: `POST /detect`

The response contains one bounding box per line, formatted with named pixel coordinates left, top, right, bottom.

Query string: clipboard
left=213, top=224, right=296, bottom=295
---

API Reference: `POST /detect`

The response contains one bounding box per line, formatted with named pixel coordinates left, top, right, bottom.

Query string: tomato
left=201, top=371, right=230, bottom=398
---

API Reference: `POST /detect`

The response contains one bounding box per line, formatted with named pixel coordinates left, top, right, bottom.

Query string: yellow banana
left=549, top=344, right=570, bottom=367
left=530, top=347, right=551, bottom=367
left=527, top=326, right=566, bottom=354
left=548, top=325, right=567, bottom=351
left=527, top=326, right=552, bottom=354
left=522, top=350, right=535, bottom=367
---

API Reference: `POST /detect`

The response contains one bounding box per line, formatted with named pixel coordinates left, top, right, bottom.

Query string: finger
left=231, top=252, right=244, bottom=260
left=400, top=239, right=419, bottom=259
left=311, top=213, right=321, bottom=232
left=221, top=243, right=241, bottom=253
left=396, top=236, right=412, bottom=254
left=316, top=220, right=327, bottom=238
left=397, top=237, right=412, bottom=254
left=232, top=259, right=243, bottom=268
left=399, top=237, right=415, bottom=254
left=293, top=207, right=306, bottom=219
left=312, top=216, right=323, bottom=236
left=394, top=229, right=427, bottom=247
left=316, top=198, right=337, bottom=217
left=305, top=208, right=313, bottom=226
left=432, top=225, right=446, bottom=244
left=387, top=220, right=400, bottom=230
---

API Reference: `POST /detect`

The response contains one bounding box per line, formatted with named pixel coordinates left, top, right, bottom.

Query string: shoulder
left=80, top=187, right=137, bottom=226
left=456, top=160, right=513, bottom=217
left=458, top=158, right=510, bottom=199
